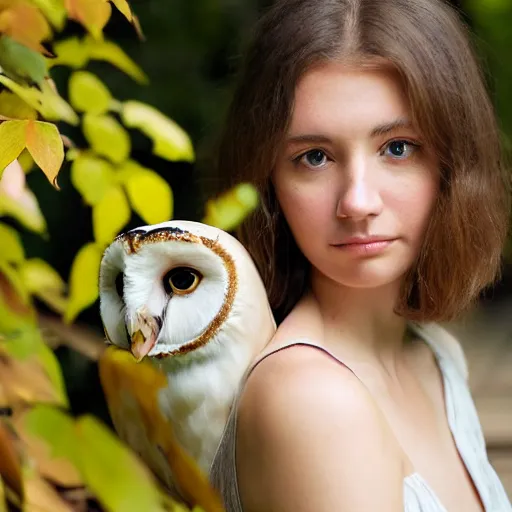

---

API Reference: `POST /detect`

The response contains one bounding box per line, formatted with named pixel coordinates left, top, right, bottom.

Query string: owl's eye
left=164, top=267, right=202, bottom=295
left=115, top=273, right=124, bottom=299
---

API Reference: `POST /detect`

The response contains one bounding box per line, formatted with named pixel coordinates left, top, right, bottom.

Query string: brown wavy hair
left=215, top=0, right=510, bottom=323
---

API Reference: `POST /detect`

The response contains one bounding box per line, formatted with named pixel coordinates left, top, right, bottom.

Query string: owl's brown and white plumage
left=98, top=220, right=276, bottom=491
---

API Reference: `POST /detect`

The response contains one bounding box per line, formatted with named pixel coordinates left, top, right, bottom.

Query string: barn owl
left=98, top=220, right=276, bottom=499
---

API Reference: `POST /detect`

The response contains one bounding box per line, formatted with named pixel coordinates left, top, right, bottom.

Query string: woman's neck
left=307, top=268, right=410, bottom=366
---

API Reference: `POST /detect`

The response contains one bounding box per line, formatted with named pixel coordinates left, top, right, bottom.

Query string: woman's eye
left=298, top=149, right=328, bottom=168
left=383, top=140, right=419, bottom=159
left=164, top=267, right=202, bottom=295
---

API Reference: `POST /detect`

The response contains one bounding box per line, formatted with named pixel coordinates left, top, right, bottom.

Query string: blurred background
left=2, top=0, right=511, bottom=501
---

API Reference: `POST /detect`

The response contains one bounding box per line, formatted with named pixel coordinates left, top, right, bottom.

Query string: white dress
left=209, top=322, right=512, bottom=511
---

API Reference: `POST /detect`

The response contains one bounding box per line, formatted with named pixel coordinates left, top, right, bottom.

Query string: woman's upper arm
left=236, top=347, right=404, bottom=512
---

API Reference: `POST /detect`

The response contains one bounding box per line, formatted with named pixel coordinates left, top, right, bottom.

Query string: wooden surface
left=447, top=299, right=512, bottom=501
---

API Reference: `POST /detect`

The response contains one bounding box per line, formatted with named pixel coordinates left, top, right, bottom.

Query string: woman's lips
left=332, top=238, right=397, bottom=256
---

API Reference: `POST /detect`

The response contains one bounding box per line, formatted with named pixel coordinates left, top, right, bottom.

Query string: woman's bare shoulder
left=236, top=344, right=404, bottom=512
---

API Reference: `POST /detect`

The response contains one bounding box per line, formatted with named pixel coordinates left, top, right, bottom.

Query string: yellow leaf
left=64, top=0, right=111, bottom=39
left=30, top=0, right=67, bottom=30
left=86, top=36, right=147, bottom=83
left=18, top=258, right=67, bottom=314
left=0, top=120, right=26, bottom=178
left=82, top=113, right=130, bottom=164
left=50, top=35, right=148, bottom=84
left=69, top=70, right=112, bottom=114
left=50, top=36, right=89, bottom=68
left=92, top=184, right=130, bottom=247
left=64, top=242, right=102, bottom=323
left=0, top=75, right=79, bottom=125
left=39, top=79, right=80, bottom=125
left=121, top=101, right=194, bottom=162
left=0, top=222, right=24, bottom=263
left=0, top=90, right=38, bottom=120
left=0, top=3, right=52, bottom=54
left=25, top=120, right=64, bottom=189
left=71, top=153, right=116, bottom=205
left=109, top=0, right=131, bottom=21
left=18, top=148, right=35, bottom=172
left=202, top=183, right=259, bottom=232
left=120, top=162, right=173, bottom=224
left=75, top=415, right=167, bottom=512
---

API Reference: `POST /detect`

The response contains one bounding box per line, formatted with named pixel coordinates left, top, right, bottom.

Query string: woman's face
left=273, top=62, right=440, bottom=290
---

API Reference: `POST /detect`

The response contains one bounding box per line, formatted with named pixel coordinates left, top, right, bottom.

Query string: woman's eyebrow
left=286, top=119, right=415, bottom=145
left=285, top=134, right=332, bottom=145
left=370, top=118, right=413, bottom=137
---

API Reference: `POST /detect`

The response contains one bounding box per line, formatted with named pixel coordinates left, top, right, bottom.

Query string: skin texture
left=236, top=64, right=484, bottom=512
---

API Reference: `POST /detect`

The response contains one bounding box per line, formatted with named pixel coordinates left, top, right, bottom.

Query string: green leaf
left=0, top=120, right=26, bottom=178
left=0, top=35, right=47, bottom=85
left=18, top=258, right=67, bottom=314
left=25, top=120, right=64, bottom=188
left=82, top=113, right=130, bottom=164
left=202, top=183, right=259, bottom=232
left=120, top=162, right=173, bottom=224
left=23, top=405, right=78, bottom=466
left=121, top=101, right=194, bottom=162
left=30, top=0, right=67, bottom=30
left=0, top=75, right=79, bottom=125
left=92, top=184, right=130, bottom=247
left=71, top=154, right=116, bottom=205
left=69, top=71, right=112, bottom=114
left=0, top=222, right=25, bottom=263
left=64, top=242, right=102, bottom=323
left=75, top=416, right=166, bottom=512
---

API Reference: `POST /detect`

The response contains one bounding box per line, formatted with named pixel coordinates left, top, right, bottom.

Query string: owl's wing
left=98, top=345, right=224, bottom=512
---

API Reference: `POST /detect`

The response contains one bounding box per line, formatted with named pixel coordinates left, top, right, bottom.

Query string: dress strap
left=408, top=322, right=468, bottom=380
left=243, top=337, right=362, bottom=383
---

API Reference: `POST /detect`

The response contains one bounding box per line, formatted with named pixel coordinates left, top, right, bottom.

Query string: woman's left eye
left=382, top=140, right=419, bottom=159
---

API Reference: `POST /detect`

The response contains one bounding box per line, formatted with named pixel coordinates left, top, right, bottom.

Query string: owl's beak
left=129, top=309, right=161, bottom=362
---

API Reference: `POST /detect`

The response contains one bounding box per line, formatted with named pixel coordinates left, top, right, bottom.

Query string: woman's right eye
left=295, top=149, right=329, bottom=168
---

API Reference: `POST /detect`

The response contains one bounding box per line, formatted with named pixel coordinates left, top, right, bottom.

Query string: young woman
left=209, top=0, right=512, bottom=510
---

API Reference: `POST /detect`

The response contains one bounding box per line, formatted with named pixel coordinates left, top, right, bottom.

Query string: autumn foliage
left=0, top=0, right=257, bottom=510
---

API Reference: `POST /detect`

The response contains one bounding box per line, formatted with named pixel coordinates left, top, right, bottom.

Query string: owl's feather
left=98, top=345, right=224, bottom=512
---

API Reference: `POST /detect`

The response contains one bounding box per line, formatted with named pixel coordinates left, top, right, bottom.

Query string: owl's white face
left=99, top=221, right=275, bottom=362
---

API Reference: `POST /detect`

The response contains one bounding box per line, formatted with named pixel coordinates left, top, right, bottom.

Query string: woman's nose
left=336, top=155, right=383, bottom=221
